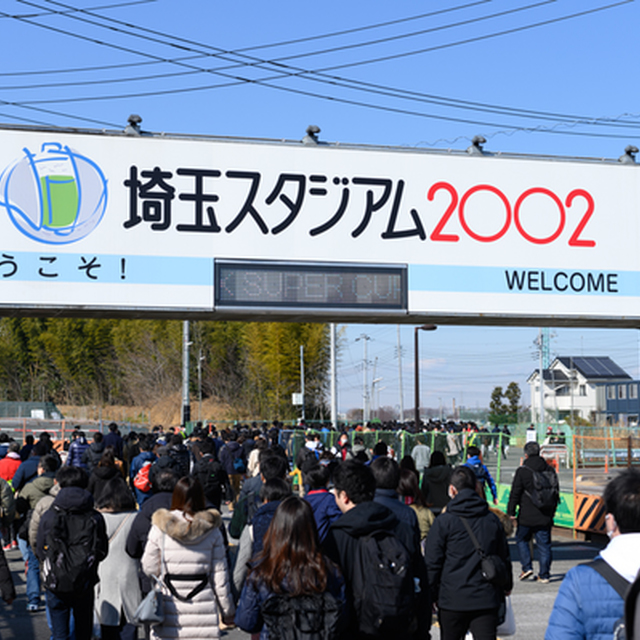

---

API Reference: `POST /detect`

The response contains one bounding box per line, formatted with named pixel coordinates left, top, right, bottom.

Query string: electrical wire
left=234, top=0, right=493, bottom=53
left=8, top=0, right=637, bottom=133
left=2, top=0, right=638, bottom=140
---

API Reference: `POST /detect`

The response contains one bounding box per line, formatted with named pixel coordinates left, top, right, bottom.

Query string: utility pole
left=414, top=325, right=437, bottom=428
left=330, top=323, right=338, bottom=430
left=356, top=334, right=371, bottom=423
left=181, top=320, right=191, bottom=427
left=397, top=325, right=404, bottom=421
left=300, top=345, right=305, bottom=423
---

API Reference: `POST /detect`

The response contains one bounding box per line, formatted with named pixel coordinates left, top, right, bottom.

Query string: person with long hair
left=398, top=468, right=435, bottom=554
left=421, top=451, right=453, bottom=515
left=95, top=477, right=141, bottom=640
left=235, top=495, right=345, bottom=640
left=141, top=476, right=235, bottom=639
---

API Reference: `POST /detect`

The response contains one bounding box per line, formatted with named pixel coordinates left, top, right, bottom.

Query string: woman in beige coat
left=141, top=476, right=235, bottom=640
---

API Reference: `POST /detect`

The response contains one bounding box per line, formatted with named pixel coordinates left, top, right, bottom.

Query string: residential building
left=527, top=356, right=631, bottom=425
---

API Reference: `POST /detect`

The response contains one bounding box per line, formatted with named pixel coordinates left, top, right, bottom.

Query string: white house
left=527, top=356, right=631, bottom=424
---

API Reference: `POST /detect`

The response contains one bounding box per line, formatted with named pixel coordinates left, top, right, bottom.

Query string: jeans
left=17, top=537, right=41, bottom=606
left=46, top=588, right=92, bottom=640
left=515, top=524, right=552, bottom=579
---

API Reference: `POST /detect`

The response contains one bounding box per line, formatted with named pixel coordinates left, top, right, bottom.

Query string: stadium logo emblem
left=0, top=142, right=108, bottom=244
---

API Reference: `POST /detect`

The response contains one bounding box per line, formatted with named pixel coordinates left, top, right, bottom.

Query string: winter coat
left=464, top=455, right=498, bottom=501
left=304, top=489, right=342, bottom=543
left=251, top=500, right=282, bottom=557
left=35, top=486, right=108, bottom=587
left=95, top=511, right=141, bottom=627
left=82, top=441, right=105, bottom=474
left=323, top=500, right=430, bottom=638
left=507, top=454, right=557, bottom=527
left=66, top=438, right=90, bottom=469
left=29, top=483, right=60, bottom=549
left=168, top=444, right=191, bottom=479
left=19, top=473, right=55, bottom=511
left=0, top=478, right=15, bottom=525
left=235, top=561, right=346, bottom=640
left=411, top=444, right=431, bottom=472
left=11, top=456, right=41, bottom=492
left=0, top=452, right=22, bottom=483
left=125, top=491, right=173, bottom=594
left=421, top=465, right=452, bottom=513
left=88, top=466, right=128, bottom=504
left=546, top=562, right=624, bottom=640
left=192, top=455, right=231, bottom=511
left=373, top=488, right=421, bottom=554
left=219, top=441, right=244, bottom=476
left=409, top=503, right=435, bottom=542
left=103, top=432, right=124, bottom=460
left=141, top=508, right=235, bottom=640
left=425, top=488, right=512, bottom=612
left=546, top=532, right=640, bottom=640
left=130, top=450, right=157, bottom=506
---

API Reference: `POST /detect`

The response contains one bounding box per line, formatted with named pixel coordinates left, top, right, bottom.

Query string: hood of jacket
left=151, top=508, right=221, bottom=543
left=331, top=500, right=398, bottom=538
left=89, top=441, right=105, bottom=455
left=445, top=487, right=490, bottom=519
left=52, top=486, right=95, bottom=512
left=29, top=473, right=55, bottom=494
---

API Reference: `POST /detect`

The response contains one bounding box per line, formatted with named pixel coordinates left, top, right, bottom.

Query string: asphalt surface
left=0, top=515, right=604, bottom=640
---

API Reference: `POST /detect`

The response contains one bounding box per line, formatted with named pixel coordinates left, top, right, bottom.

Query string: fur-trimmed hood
left=151, top=508, right=222, bottom=543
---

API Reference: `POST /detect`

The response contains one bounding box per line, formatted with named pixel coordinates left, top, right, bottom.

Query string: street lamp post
left=414, top=324, right=437, bottom=428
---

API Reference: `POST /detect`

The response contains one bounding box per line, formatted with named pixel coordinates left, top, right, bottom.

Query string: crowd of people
left=0, top=421, right=635, bottom=640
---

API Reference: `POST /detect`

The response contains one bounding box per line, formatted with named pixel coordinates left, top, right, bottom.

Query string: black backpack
left=196, top=457, right=226, bottom=507
left=261, top=591, right=342, bottom=640
left=525, top=465, right=560, bottom=515
left=350, top=529, right=417, bottom=636
left=42, top=505, right=103, bottom=594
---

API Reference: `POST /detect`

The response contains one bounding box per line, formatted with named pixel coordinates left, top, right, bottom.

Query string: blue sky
left=1, top=0, right=639, bottom=413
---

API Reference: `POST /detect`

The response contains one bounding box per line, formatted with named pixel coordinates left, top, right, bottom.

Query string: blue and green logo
left=0, top=142, right=108, bottom=244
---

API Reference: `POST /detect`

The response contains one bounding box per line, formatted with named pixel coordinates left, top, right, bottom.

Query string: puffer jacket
left=545, top=561, right=625, bottom=640
left=141, top=508, right=235, bottom=640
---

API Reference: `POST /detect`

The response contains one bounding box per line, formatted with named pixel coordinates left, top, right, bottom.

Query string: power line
left=3, top=0, right=638, bottom=140
left=10, top=0, right=635, bottom=134
left=235, top=1, right=492, bottom=52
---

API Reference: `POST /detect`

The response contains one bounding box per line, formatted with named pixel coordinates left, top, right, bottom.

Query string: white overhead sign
left=0, top=126, right=637, bottom=326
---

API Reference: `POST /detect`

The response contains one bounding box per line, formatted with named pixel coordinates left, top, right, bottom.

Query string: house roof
left=527, top=356, right=631, bottom=383
left=555, top=356, right=632, bottom=380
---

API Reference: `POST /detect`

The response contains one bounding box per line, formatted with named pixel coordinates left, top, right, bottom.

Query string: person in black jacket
left=36, top=465, right=108, bottom=640
left=507, top=441, right=558, bottom=583
left=323, top=460, right=430, bottom=640
left=426, top=465, right=512, bottom=640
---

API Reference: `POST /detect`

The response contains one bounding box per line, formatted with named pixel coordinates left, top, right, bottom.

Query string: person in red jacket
left=0, top=442, right=22, bottom=484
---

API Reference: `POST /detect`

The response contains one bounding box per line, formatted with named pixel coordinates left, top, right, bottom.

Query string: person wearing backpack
left=192, top=438, right=231, bottom=511
left=235, top=495, right=346, bottom=640
left=323, top=460, right=431, bottom=640
left=426, top=465, right=513, bottom=640
left=219, top=431, right=247, bottom=507
left=506, top=441, right=559, bottom=583
left=546, top=468, right=640, bottom=640
left=36, top=464, right=109, bottom=640
left=130, top=435, right=157, bottom=507
left=464, top=446, right=498, bottom=505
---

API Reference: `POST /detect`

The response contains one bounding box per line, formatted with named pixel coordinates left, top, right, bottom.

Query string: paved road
left=0, top=528, right=604, bottom=640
